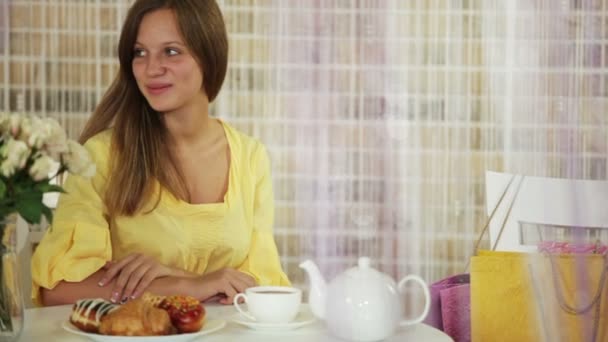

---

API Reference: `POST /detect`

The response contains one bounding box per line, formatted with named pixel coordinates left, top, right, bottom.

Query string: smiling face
left=131, top=8, right=207, bottom=114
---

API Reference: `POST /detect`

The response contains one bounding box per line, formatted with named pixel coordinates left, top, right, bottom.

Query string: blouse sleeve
left=30, top=134, right=112, bottom=306
left=237, top=143, right=291, bottom=286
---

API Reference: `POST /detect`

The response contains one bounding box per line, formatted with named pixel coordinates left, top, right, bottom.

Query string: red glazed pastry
left=159, top=295, right=205, bottom=333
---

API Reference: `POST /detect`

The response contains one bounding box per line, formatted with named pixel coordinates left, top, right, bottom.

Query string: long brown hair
left=79, top=0, right=228, bottom=219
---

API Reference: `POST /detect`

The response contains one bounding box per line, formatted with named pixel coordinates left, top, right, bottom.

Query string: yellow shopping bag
left=471, top=250, right=608, bottom=342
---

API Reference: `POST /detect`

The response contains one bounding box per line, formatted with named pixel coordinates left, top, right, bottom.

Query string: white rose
left=26, top=117, right=46, bottom=148
left=8, top=114, right=23, bottom=138
left=27, top=117, right=69, bottom=159
left=16, top=116, right=32, bottom=143
left=63, top=140, right=96, bottom=178
left=42, top=119, right=68, bottom=160
left=29, top=155, right=59, bottom=181
left=0, top=139, right=30, bottom=177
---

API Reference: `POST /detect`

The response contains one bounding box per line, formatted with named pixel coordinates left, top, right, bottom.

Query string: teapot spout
left=299, top=259, right=327, bottom=320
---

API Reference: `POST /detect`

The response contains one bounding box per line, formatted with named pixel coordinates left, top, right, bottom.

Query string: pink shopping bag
left=425, top=274, right=470, bottom=342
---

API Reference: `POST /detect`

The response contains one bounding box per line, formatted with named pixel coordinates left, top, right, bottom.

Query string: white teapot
left=300, top=257, right=430, bottom=341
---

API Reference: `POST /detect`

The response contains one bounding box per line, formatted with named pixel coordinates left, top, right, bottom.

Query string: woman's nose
left=145, top=55, right=165, bottom=76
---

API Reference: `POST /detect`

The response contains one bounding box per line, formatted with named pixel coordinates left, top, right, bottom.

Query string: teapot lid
left=343, top=257, right=385, bottom=279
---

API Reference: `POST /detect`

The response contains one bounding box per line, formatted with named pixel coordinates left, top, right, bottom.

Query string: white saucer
left=230, top=309, right=316, bottom=332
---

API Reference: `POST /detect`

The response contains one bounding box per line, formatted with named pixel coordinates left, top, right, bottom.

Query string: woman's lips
left=146, top=84, right=172, bottom=95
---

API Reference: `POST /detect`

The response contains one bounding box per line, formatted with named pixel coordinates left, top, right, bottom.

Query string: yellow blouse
left=31, top=120, right=290, bottom=306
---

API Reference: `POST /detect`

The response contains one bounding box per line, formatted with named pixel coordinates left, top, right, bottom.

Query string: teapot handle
left=397, top=275, right=431, bottom=327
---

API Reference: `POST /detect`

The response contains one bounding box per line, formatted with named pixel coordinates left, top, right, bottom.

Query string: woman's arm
left=236, top=143, right=291, bottom=286
left=40, top=267, right=255, bottom=306
left=40, top=270, right=194, bottom=306
left=31, top=134, right=115, bottom=306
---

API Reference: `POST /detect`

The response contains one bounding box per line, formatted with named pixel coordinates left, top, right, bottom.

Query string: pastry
left=70, top=298, right=118, bottom=333
left=141, top=292, right=166, bottom=307
left=99, top=296, right=173, bottom=336
left=159, top=295, right=206, bottom=333
left=70, top=293, right=204, bottom=336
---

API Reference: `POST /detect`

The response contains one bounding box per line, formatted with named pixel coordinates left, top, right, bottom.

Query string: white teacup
left=233, top=286, right=302, bottom=324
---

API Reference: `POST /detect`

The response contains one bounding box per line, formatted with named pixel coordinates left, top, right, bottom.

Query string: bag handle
left=547, top=253, right=608, bottom=315
left=529, top=254, right=607, bottom=342
left=553, top=254, right=605, bottom=342
left=464, top=174, right=525, bottom=272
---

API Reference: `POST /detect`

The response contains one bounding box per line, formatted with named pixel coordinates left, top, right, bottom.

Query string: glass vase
left=0, top=213, right=23, bottom=342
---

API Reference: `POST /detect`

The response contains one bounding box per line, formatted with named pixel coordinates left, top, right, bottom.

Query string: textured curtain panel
left=1, top=0, right=128, bottom=133
left=481, top=0, right=607, bottom=179
left=3, top=0, right=607, bottom=315
left=257, top=2, right=488, bottom=315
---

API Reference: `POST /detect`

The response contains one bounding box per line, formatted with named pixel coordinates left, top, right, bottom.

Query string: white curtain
left=482, top=0, right=607, bottom=179
left=250, top=1, right=492, bottom=293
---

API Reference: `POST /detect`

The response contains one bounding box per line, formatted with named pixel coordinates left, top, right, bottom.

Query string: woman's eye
left=165, top=48, right=179, bottom=56
left=133, top=49, right=146, bottom=58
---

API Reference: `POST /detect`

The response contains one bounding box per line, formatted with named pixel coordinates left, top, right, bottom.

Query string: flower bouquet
left=0, top=113, right=95, bottom=339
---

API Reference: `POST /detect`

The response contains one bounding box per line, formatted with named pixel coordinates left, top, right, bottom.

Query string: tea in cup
left=233, top=286, right=302, bottom=324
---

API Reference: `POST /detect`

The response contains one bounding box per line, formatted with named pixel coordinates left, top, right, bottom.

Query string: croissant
left=99, top=297, right=174, bottom=336
left=141, top=292, right=165, bottom=307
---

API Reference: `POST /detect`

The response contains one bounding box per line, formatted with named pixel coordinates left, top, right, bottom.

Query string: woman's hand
left=196, top=268, right=256, bottom=305
left=99, top=253, right=183, bottom=303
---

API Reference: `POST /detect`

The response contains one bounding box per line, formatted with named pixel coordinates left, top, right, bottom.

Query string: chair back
left=485, top=171, right=608, bottom=252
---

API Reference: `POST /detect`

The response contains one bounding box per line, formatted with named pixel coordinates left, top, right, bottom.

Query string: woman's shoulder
left=221, top=120, right=267, bottom=161
left=83, top=129, right=112, bottom=150
left=82, top=129, right=113, bottom=170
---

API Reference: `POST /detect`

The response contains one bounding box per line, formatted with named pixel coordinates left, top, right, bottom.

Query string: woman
left=31, top=0, right=290, bottom=306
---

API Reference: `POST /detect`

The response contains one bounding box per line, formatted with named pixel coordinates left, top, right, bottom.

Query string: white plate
left=230, top=309, right=316, bottom=332
left=61, top=319, right=226, bottom=342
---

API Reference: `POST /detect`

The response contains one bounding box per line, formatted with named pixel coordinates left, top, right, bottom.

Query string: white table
left=21, top=304, right=453, bottom=341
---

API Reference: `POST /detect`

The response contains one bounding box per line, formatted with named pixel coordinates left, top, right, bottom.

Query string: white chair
left=485, top=171, right=608, bottom=252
